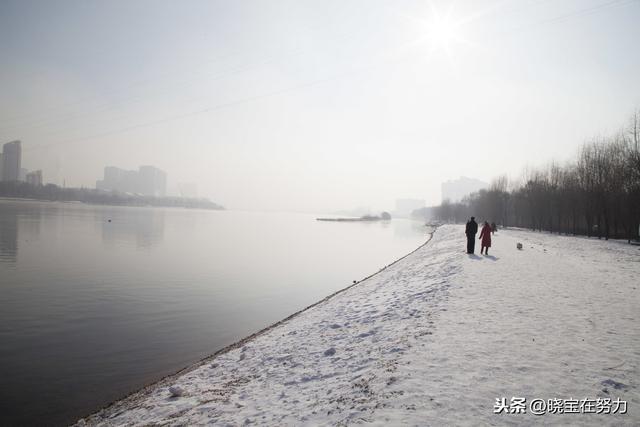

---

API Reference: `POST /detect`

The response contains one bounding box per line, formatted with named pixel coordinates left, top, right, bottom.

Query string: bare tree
left=426, top=110, right=640, bottom=241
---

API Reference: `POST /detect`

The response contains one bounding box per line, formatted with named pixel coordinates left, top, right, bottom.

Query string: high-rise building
left=104, top=166, right=125, bottom=190
left=441, top=176, right=488, bottom=202
left=96, top=165, right=166, bottom=196
left=26, top=170, right=43, bottom=186
left=138, top=165, right=166, bottom=197
left=97, top=166, right=135, bottom=193
left=1, top=140, right=22, bottom=182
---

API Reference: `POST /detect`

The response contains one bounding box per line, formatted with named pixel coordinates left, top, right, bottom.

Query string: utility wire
left=0, top=28, right=364, bottom=133
left=17, top=0, right=640, bottom=152
left=499, top=0, right=637, bottom=35
left=0, top=3, right=365, bottom=128
left=23, top=67, right=361, bottom=152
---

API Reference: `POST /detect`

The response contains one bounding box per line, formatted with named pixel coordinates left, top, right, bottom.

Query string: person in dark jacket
left=465, top=216, right=478, bottom=254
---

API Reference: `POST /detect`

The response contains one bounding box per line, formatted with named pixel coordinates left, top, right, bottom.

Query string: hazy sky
left=1, top=0, right=639, bottom=212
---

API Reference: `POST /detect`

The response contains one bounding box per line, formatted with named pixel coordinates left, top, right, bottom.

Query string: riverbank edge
left=0, top=195, right=224, bottom=210
left=76, top=226, right=439, bottom=424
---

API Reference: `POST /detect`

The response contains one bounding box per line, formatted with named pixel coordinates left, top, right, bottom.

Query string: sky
left=0, top=0, right=639, bottom=212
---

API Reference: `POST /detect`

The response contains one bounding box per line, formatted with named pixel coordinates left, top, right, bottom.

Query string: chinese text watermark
left=494, top=397, right=627, bottom=415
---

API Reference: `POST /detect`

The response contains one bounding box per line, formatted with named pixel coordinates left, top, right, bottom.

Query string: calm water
left=0, top=200, right=428, bottom=426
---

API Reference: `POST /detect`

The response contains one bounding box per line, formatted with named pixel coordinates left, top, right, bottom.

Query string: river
left=0, top=199, right=428, bottom=426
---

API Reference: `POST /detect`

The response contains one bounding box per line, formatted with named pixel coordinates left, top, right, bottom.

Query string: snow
left=76, top=225, right=640, bottom=426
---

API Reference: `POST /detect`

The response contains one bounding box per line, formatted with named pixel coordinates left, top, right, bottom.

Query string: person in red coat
left=479, top=221, right=492, bottom=255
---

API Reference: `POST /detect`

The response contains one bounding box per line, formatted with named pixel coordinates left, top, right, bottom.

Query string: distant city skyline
left=25, top=169, right=42, bottom=186
left=0, top=140, right=40, bottom=187
left=96, top=165, right=167, bottom=197
left=1, top=140, right=22, bottom=182
left=441, top=176, right=489, bottom=203
left=1, top=0, right=639, bottom=211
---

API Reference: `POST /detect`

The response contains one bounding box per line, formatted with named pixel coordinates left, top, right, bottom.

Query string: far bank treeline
left=0, top=181, right=224, bottom=210
left=414, top=110, right=640, bottom=242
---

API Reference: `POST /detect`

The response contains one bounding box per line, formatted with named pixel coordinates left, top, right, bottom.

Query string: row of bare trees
left=419, top=111, right=640, bottom=241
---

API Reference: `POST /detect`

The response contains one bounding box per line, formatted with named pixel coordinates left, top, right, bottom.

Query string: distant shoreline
left=317, top=212, right=392, bottom=222
left=0, top=181, right=224, bottom=210
left=0, top=196, right=224, bottom=210
left=316, top=217, right=389, bottom=222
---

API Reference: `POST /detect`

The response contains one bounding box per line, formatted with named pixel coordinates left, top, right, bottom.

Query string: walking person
left=479, top=221, right=492, bottom=255
left=465, top=216, right=478, bottom=254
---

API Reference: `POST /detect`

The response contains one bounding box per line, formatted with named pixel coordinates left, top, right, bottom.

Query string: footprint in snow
left=601, top=379, right=629, bottom=390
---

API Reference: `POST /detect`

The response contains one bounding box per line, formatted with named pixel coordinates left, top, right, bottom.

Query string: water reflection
left=0, top=201, right=43, bottom=263
left=99, top=208, right=165, bottom=249
left=18, top=203, right=43, bottom=242
left=0, top=213, right=18, bottom=263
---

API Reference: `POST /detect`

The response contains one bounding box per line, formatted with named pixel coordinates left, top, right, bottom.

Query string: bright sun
left=428, top=17, right=459, bottom=52
left=407, top=3, right=469, bottom=58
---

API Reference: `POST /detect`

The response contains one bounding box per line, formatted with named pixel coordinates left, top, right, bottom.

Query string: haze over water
left=0, top=200, right=428, bottom=426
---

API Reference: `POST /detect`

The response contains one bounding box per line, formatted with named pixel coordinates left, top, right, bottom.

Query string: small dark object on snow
left=601, top=379, right=628, bottom=390
left=169, top=385, right=184, bottom=397
left=517, top=242, right=523, bottom=250
left=353, top=280, right=357, bottom=284
left=107, top=219, right=111, bottom=222
left=324, top=348, right=336, bottom=357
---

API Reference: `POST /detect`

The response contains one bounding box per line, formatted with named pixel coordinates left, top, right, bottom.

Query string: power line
left=2, top=26, right=384, bottom=144
left=16, top=0, right=640, bottom=152
left=0, top=46, right=309, bottom=133
left=22, top=63, right=369, bottom=152
left=502, top=0, right=638, bottom=35
left=0, top=3, right=364, bottom=128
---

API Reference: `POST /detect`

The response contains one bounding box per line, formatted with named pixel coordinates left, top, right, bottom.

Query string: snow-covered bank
left=77, top=225, right=639, bottom=426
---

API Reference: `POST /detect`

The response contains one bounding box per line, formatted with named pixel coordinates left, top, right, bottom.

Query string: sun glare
left=428, top=16, right=459, bottom=52
left=405, top=2, right=472, bottom=59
